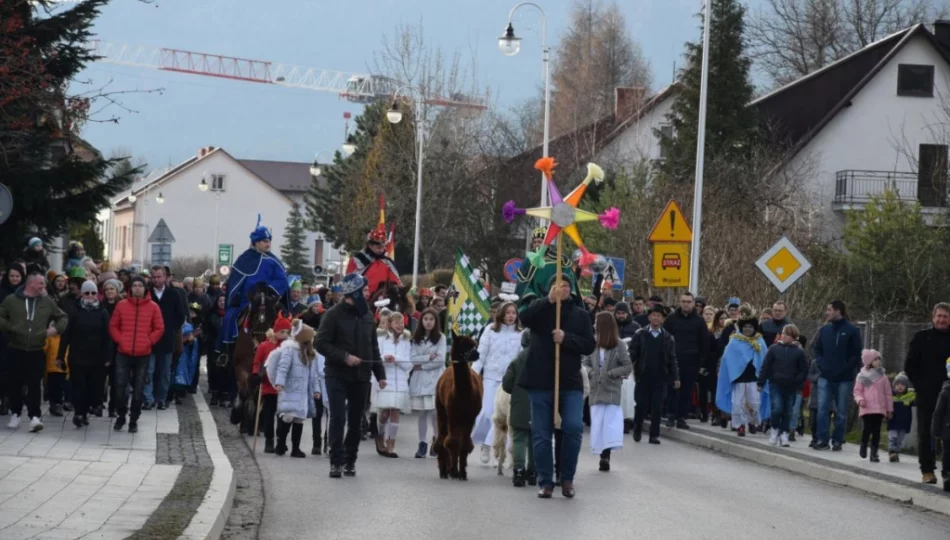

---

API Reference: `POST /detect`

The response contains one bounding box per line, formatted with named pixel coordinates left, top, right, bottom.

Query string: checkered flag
left=447, top=248, right=491, bottom=338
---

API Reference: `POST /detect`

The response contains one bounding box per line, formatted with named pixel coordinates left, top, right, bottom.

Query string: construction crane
left=87, top=41, right=487, bottom=111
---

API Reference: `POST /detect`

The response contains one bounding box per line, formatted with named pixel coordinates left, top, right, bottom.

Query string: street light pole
left=689, top=0, right=712, bottom=295
left=388, top=88, right=427, bottom=289
left=500, top=3, right=550, bottom=239
left=200, top=174, right=221, bottom=274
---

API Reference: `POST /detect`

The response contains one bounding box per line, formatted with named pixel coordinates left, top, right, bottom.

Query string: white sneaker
left=29, top=417, right=43, bottom=433
left=479, top=444, right=491, bottom=465
left=769, top=429, right=779, bottom=446
left=7, top=415, right=19, bottom=430
left=780, top=432, right=790, bottom=447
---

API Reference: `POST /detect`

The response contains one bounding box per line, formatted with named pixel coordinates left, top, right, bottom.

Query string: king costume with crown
left=219, top=215, right=290, bottom=347
left=345, top=222, right=401, bottom=297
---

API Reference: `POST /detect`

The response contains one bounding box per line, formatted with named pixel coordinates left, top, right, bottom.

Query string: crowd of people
left=2, top=227, right=949, bottom=499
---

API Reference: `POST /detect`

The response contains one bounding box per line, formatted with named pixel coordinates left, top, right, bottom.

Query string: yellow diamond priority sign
left=755, top=237, right=811, bottom=293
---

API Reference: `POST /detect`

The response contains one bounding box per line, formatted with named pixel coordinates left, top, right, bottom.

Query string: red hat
left=419, top=288, right=433, bottom=298
left=367, top=226, right=387, bottom=244
left=273, top=311, right=293, bottom=334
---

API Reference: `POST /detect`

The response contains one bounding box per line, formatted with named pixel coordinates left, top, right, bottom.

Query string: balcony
left=833, top=170, right=948, bottom=209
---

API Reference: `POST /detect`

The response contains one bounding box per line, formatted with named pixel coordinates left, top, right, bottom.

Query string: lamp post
left=199, top=171, right=221, bottom=274
left=387, top=86, right=426, bottom=288
left=500, top=2, right=551, bottom=218
left=689, top=0, right=713, bottom=295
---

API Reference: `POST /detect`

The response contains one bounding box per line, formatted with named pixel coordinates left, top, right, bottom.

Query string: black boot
left=859, top=442, right=868, bottom=459
left=275, top=420, right=290, bottom=456
left=869, top=449, right=880, bottom=463
left=512, top=468, right=526, bottom=487
left=264, top=439, right=275, bottom=454
left=209, top=393, right=219, bottom=407
left=526, top=470, right=537, bottom=486
left=312, top=436, right=322, bottom=455
left=415, top=442, right=428, bottom=458
left=113, top=416, right=126, bottom=431
left=290, top=423, right=306, bottom=457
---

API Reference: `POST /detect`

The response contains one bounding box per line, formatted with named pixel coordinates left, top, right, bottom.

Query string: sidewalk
left=0, top=387, right=234, bottom=540
left=657, top=418, right=950, bottom=516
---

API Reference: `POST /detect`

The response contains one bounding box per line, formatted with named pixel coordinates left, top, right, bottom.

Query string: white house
left=552, top=21, right=950, bottom=238
left=101, top=147, right=337, bottom=274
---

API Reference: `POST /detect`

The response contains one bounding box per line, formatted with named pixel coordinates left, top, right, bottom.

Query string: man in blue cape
left=715, top=313, right=770, bottom=436
left=218, top=215, right=289, bottom=352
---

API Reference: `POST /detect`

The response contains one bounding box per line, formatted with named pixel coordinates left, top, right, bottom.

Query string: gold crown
left=532, top=226, right=547, bottom=240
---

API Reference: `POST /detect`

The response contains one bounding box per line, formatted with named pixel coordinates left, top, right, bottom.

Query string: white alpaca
left=491, top=388, right=513, bottom=475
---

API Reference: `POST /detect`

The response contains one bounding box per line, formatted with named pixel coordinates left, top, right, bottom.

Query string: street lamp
left=128, top=193, right=137, bottom=203
left=199, top=170, right=222, bottom=274
left=387, top=85, right=426, bottom=288
left=156, top=192, right=164, bottom=204
left=386, top=101, right=403, bottom=124
left=498, top=23, right=521, bottom=56
left=309, top=151, right=331, bottom=177
left=688, top=0, right=713, bottom=295
left=500, top=3, right=551, bottom=220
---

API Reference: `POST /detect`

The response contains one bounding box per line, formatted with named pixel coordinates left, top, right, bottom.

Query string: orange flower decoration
left=534, top=157, right=557, bottom=180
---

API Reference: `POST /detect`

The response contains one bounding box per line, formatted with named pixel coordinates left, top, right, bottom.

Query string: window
left=918, top=144, right=948, bottom=207
left=212, top=174, right=225, bottom=191
left=658, top=125, right=674, bottom=159
left=897, top=64, right=934, bottom=97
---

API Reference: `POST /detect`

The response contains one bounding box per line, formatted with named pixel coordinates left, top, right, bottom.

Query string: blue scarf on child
left=715, top=333, right=770, bottom=415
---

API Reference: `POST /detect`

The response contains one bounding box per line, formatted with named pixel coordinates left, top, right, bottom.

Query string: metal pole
left=411, top=95, right=424, bottom=288
left=539, top=13, right=550, bottom=212
left=689, top=0, right=712, bottom=295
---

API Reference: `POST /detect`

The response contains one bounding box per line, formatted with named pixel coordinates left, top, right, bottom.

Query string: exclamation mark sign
left=670, top=210, right=676, bottom=238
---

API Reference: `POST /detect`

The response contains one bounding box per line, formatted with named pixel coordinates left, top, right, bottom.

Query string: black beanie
left=130, top=275, right=147, bottom=289
left=614, top=302, right=631, bottom=315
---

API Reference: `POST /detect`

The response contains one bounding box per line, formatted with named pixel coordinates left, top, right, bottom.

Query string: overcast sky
left=77, top=0, right=763, bottom=170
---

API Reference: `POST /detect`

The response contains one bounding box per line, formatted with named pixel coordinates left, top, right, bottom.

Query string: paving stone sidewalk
left=0, top=388, right=233, bottom=540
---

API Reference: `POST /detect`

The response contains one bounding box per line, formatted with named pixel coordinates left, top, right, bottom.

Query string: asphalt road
left=253, top=413, right=950, bottom=540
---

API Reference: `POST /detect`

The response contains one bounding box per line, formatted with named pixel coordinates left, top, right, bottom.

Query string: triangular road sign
left=648, top=200, right=692, bottom=243
left=148, top=218, right=176, bottom=243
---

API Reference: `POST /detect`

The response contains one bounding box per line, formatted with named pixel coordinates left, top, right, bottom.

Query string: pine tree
left=0, top=0, right=137, bottom=266
left=658, top=0, right=759, bottom=185
left=281, top=203, right=310, bottom=277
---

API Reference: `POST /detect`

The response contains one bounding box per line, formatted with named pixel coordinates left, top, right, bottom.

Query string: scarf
left=81, top=298, right=100, bottom=310
left=857, top=366, right=885, bottom=387
left=731, top=332, right=764, bottom=354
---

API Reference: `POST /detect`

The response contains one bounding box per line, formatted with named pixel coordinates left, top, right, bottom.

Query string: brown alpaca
left=434, top=335, right=483, bottom=480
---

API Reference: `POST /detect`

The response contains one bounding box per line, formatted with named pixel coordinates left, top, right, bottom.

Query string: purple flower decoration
left=502, top=200, right=526, bottom=224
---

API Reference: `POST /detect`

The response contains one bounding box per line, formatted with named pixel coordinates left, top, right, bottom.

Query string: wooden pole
left=251, top=384, right=264, bottom=454
left=553, top=233, right=563, bottom=429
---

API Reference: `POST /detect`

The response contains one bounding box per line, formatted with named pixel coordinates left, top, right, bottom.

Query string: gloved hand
left=248, top=373, right=262, bottom=387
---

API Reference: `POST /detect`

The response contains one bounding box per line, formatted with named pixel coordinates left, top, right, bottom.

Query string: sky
left=76, top=0, right=764, bottom=170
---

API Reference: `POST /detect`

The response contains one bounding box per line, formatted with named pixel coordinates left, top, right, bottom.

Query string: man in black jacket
left=519, top=271, right=595, bottom=499
left=663, top=292, right=709, bottom=429
left=630, top=306, right=680, bottom=443
left=315, top=273, right=387, bottom=479
left=144, top=265, right=186, bottom=410
left=614, top=302, right=641, bottom=341
left=904, top=302, right=950, bottom=485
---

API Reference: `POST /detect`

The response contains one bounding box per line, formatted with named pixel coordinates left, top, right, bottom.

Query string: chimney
left=615, top=87, right=646, bottom=122
left=935, top=20, right=950, bottom=50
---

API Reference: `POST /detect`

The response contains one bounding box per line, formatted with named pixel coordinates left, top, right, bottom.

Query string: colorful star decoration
left=503, top=157, right=620, bottom=268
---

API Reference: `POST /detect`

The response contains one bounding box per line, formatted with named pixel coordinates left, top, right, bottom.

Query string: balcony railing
left=834, top=170, right=948, bottom=207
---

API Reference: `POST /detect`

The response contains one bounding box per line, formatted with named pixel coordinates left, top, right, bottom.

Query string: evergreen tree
left=0, top=0, right=137, bottom=266
left=658, top=0, right=759, bottom=186
left=281, top=202, right=310, bottom=277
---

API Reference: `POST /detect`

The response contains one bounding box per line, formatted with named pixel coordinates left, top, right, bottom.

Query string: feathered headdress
left=250, top=214, right=272, bottom=244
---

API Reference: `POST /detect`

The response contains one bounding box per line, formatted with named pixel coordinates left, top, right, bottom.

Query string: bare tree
left=548, top=0, right=652, bottom=137
left=749, top=0, right=947, bottom=87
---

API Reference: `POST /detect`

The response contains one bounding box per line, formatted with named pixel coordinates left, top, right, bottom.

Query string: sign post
left=754, top=237, right=812, bottom=293
left=217, top=244, right=233, bottom=267
left=648, top=200, right=693, bottom=289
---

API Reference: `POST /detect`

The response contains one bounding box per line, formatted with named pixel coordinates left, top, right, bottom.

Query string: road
left=252, top=413, right=950, bottom=540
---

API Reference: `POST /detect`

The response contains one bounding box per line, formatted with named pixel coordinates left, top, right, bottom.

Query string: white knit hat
left=80, top=280, right=98, bottom=295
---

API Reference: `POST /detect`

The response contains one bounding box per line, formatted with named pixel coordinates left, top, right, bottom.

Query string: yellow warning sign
left=652, top=243, right=690, bottom=288
left=648, top=200, right=692, bottom=243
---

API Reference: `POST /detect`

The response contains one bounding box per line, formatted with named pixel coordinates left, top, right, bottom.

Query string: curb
left=656, top=423, right=950, bottom=516
left=178, top=386, right=238, bottom=540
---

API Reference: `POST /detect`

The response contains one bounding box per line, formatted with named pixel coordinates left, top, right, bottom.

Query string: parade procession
left=3, top=1, right=950, bottom=539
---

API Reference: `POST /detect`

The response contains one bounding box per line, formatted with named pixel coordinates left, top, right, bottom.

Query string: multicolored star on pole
left=503, top=157, right=620, bottom=268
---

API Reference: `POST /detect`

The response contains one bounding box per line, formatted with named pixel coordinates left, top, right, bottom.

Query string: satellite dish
left=312, top=264, right=325, bottom=276
left=0, top=184, right=12, bottom=225
left=219, top=266, right=230, bottom=276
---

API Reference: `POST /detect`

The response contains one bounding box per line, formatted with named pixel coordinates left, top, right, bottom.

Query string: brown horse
left=228, top=288, right=279, bottom=434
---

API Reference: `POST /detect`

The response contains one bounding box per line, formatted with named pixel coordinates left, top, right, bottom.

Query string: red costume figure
left=346, top=225, right=401, bottom=297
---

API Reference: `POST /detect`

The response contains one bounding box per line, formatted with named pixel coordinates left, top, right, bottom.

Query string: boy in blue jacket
left=888, top=372, right=915, bottom=462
